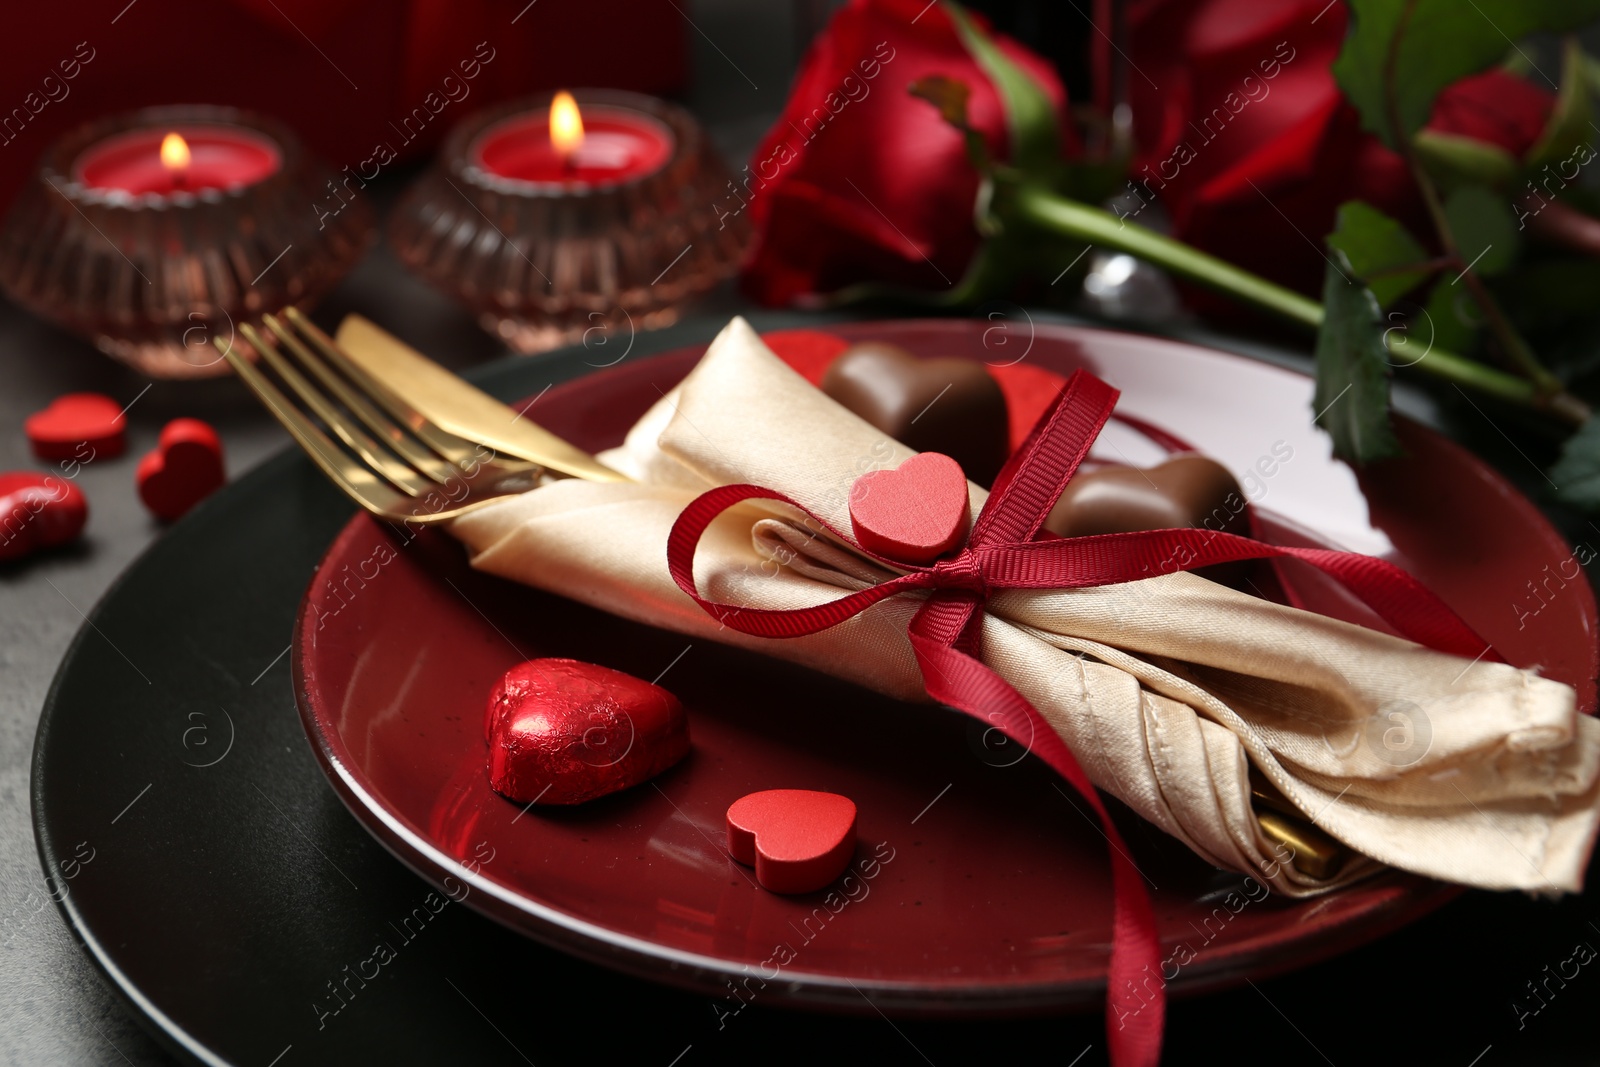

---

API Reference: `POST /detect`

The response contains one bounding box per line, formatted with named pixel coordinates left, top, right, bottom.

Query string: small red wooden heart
left=726, top=789, right=857, bottom=894
left=848, top=451, right=970, bottom=565
left=485, top=658, right=690, bottom=806
left=0, top=472, right=88, bottom=562
left=136, top=418, right=225, bottom=522
left=24, top=393, right=126, bottom=461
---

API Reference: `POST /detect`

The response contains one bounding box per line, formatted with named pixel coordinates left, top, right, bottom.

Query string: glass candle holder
left=388, top=90, right=750, bottom=354
left=0, top=105, right=372, bottom=379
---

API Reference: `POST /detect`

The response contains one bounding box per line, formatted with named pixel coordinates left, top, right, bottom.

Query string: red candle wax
left=73, top=124, right=281, bottom=197
left=472, top=106, right=674, bottom=188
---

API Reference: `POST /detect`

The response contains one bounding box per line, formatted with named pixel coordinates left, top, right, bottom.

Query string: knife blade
left=332, top=314, right=629, bottom=483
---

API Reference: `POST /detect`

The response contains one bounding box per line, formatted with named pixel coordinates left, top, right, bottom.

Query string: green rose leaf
left=1326, top=200, right=1431, bottom=308
left=946, top=1, right=1060, bottom=175
left=1551, top=416, right=1600, bottom=511
left=1334, top=0, right=1600, bottom=150
left=1313, top=250, right=1403, bottom=463
left=1525, top=37, right=1593, bottom=171
left=1442, top=185, right=1519, bottom=276
left=1586, top=53, right=1600, bottom=99
left=1419, top=278, right=1480, bottom=357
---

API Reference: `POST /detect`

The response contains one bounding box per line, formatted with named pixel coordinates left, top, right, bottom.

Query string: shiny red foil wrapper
left=485, top=658, right=689, bottom=805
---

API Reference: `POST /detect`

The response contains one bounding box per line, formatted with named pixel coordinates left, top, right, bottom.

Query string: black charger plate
left=31, top=311, right=1600, bottom=1067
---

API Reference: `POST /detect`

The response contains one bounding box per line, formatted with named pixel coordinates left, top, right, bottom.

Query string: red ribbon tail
left=909, top=598, right=1164, bottom=1067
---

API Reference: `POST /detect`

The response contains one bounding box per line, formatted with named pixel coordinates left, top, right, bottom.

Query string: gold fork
left=224, top=309, right=627, bottom=524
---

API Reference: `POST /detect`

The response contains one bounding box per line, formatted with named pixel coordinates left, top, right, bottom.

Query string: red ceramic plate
left=292, top=320, right=1596, bottom=1016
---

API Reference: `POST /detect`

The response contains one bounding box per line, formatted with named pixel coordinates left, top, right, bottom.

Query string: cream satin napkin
left=450, top=317, right=1600, bottom=896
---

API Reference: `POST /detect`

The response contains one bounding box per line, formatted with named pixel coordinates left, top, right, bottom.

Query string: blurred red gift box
left=0, top=0, right=688, bottom=211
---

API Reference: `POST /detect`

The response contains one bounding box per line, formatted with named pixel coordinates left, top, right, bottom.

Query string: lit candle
left=390, top=89, right=745, bottom=356
left=1, top=104, right=368, bottom=379
left=472, top=91, right=674, bottom=188
left=550, top=90, right=584, bottom=171
left=73, top=124, right=282, bottom=198
left=159, top=132, right=190, bottom=188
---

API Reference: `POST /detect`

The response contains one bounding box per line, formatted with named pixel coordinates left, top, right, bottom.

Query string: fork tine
left=260, top=313, right=472, bottom=485
left=221, top=337, right=415, bottom=518
left=278, top=309, right=489, bottom=470
left=240, top=323, right=437, bottom=497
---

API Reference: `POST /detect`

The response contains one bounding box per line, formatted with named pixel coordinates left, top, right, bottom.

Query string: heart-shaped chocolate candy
left=1047, top=454, right=1251, bottom=585
left=1046, top=455, right=1247, bottom=539
left=485, top=658, right=689, bottom=806
left=822, top=342, right=1009, bottom=486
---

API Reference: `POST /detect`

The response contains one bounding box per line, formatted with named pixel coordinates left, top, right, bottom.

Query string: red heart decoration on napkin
left=761, top=329, right=851, bottom=384
left=136, top=419, right=225, bottom=522
left=485, top=658, right=690, bottom=806
left=24, top=393, right=126, bottom=461
left=0, top=472, right=88, bottom=562
left=726, top=789, right=857, bottom=894
left=848, top=452, right=971, bottom=565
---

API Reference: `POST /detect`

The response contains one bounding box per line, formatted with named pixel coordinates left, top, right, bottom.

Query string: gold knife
left=332, top=314, right=630, bottom=483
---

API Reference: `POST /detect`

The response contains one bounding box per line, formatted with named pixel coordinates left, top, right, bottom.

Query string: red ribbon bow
left=667, top=369, right=1494, bottom=1067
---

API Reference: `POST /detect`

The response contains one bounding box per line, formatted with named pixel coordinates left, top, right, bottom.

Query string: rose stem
left=1380, top=0, right=1565, bottom=399
left=1012, top=184, right=1591, bottom=425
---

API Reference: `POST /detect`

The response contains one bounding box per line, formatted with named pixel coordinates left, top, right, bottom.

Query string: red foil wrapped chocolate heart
left=485, top=658, right=689, bottom=806
left=0, top=472, right=88, bottom=562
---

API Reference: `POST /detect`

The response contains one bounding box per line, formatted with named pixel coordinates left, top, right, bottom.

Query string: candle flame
left=550, top=92, right=584, bottom=158
left=160, top=132, right=191, bottom=172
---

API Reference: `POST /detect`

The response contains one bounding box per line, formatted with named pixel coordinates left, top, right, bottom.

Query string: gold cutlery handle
left=1252, top=774, right=1349, bottom=880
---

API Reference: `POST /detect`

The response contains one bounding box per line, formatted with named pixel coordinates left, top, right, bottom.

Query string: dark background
left=0, top=0, right=1093, bottom=215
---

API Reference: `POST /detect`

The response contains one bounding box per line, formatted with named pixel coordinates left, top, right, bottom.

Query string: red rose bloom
left=1428, top=67, right=1557, bottom=154
left=1123, top=0, right=1554, bottom=298
left=739, top=0, right=1069, bottom=306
